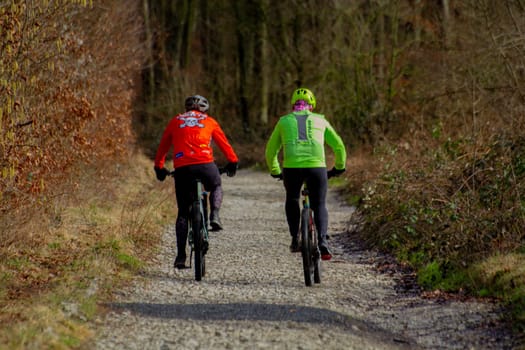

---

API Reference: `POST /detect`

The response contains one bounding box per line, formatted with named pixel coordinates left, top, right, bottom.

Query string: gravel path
left=94, top=169, right=518, bottom=349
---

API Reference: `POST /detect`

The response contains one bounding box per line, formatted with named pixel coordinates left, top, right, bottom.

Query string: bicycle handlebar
left=167, top=166, right=227, bottom=177
left=272, top=169, right=337, bottom=181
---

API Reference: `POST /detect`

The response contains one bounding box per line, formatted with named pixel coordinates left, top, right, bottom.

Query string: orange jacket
left=154, top=110, right=238, bottom=169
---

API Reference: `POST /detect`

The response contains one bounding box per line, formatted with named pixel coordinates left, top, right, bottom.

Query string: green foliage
left=443, top=138, right=463, bottom=160
left=418, top=261, right=443, bottom=289
left=59, top=334, right=82, bottom=348
left=92, top=238, right=143, bottom=272
left=328, top=176, right=347, bottom=188
left=79, top=295, right=98, bottom=320
left=115, top=253, right=142, bottom=271
left=469, top=253, right=525, bottom=330
left=48, top=242, right=61, bottom=250
left=403, top=257, right=471, bottom=292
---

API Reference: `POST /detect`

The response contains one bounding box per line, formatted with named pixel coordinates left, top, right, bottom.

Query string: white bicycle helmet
left=185, top=95, right=209, bottom=112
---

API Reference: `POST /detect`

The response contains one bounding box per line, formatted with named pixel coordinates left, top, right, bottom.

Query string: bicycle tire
left=200, top=195, right=208, bottom=277
left=310, top=210, right=321, bottom=284
left=191, top=200, right=204, bottom=281
left=314, top=260, right=321, bottom=283
left=313, top=249, right=321, bottom=283
left=301, top=208, right=314, bottom=286
left=202, top=192, right=209, bottom=231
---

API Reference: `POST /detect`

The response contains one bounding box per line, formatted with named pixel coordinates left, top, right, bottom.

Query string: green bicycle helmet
left=290, top=88, right=316, bottom=109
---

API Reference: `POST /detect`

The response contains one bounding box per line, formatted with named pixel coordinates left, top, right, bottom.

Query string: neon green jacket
left=265, top=110, right=346, bottom=175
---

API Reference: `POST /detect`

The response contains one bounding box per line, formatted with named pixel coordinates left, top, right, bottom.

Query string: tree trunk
left=442, top=0, right=451, bottom=48
left=143, top=0, right=154, bottom=101
left=259, top=0, right=269, bottom=125
left=234, top=1, right=250, bottom=133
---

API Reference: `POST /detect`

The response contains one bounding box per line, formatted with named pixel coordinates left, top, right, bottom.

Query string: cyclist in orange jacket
left=154, top=95, right=238, bottom=269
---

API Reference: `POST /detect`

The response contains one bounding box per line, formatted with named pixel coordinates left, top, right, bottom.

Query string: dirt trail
left=94, top=169, right=517, bottom=349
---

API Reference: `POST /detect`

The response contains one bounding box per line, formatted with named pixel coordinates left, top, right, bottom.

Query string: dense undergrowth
left=0, top=1, right=156, bottom=348
left=345, top=132, right=525, bottom=331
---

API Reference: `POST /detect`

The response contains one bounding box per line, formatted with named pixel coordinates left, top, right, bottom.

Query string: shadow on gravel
left=110, top=302, right=353, bottom=325
left=108, top=302, right=413, bottom=347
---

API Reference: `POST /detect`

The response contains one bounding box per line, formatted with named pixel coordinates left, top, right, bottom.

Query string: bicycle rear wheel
left=191, top=200, right=204, bottom=281
left=202, top=192, right=209, bottom=231
left=310, top=212, right=321, bottom=284
left=301, top=208, right=314, bottom=286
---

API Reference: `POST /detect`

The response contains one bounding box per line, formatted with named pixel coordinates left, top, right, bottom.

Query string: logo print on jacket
left=177, top=111, right=206, bottom=128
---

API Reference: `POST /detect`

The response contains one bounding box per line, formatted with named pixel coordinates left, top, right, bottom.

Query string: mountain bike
left=300, top=182, right=321, bottom=286
left=189, top=177, right=208, bottom=281
left=300, top=170, right=338, bottom=287
left=169, top=167, right=225, bottom=281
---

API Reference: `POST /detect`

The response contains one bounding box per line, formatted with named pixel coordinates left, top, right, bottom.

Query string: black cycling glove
left=327, top=167, right=345, bottom=179
left=154, top=166, right=170, bottom=181
left=225, top=162, right=238, bottom=177
left=271, top=173, right=283, bottom=180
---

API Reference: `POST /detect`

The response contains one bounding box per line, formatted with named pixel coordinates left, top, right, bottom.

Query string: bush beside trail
left=345, top=136, right=525, bottom=331
left=0, top=2, right=151, bottom=347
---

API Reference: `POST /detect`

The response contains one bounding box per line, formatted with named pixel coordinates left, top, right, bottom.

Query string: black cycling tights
left=173, top=163, right=222, bottom=253
left=282, top=167, right=328, bottom=240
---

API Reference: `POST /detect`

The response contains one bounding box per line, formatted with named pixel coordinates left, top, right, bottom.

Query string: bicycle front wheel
left=311, top=212, right=321, bottom=284
left=301, top=208, right=314, bottom=286
left=191, top=200, right=204, bottom=281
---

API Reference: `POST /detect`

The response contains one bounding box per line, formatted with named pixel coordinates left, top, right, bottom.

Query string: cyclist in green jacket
left=265, top=87, right=346, bottom=260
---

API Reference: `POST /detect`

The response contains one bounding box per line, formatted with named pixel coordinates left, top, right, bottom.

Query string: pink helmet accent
left=292, top=100, right=313, bottom=112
